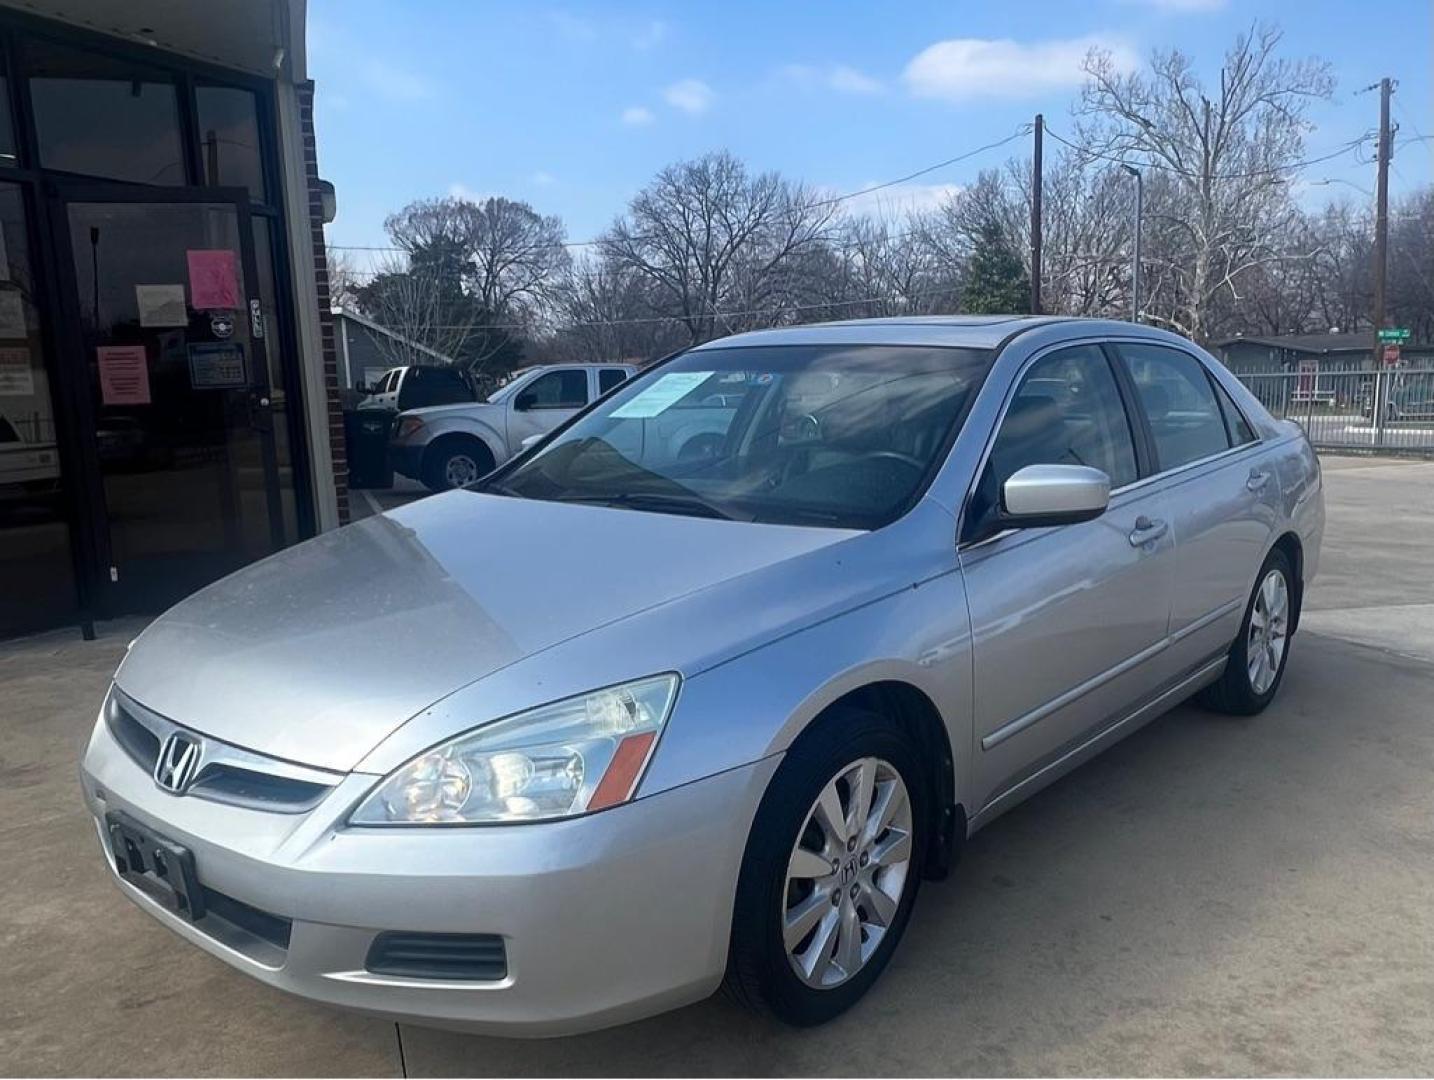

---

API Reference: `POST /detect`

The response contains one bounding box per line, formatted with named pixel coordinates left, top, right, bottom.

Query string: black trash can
left=345, top=408, right=395, bottom=489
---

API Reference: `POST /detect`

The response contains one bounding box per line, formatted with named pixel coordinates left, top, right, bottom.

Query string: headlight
left=350, top=674, right=679, bottom=825
left=394, top=415, right=425, bottom=440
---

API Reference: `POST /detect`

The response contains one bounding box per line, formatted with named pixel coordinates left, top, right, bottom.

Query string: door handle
left=1128, top=516, right=1168, bottom=547
left=1247, top=469, right=1270, bottom=492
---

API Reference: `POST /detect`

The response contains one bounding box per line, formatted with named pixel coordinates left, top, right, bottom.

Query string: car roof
left=686, top=315, right=1185, bottom=352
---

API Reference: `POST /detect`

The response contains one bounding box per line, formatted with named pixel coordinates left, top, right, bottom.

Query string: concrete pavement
left=3, top=453, right=1433, bottom=1075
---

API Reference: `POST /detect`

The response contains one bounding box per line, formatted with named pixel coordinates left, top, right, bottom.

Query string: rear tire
left=1198, top=547, right=1295, bottom=715
left=422, top=437, right=494, bottom=493
left=724, top=706, right=927, bottom=1026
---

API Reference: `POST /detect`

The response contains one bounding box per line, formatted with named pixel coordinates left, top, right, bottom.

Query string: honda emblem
left=154, top=733, right=201, bottom=794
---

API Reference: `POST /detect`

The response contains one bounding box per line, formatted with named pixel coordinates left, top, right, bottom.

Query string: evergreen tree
left=961, top=220, right=1030, bottom=315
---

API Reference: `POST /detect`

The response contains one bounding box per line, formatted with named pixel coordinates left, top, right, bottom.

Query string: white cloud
left=663, top=78, right=715, bottom=115
left=781, top=64, right=885, bottom=96
left=359, top=59, right=432, bottom=102
left=632, top=19, right=667, bottom=50
left=903, top=35, right=1137, bottom=103
left=838, top=182, right=962, bottom=219
left=532, top=171, right=557, bottom=187
left=621, top=105, right=655, bottom=126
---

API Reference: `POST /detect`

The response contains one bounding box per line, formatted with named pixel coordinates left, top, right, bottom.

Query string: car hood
left=403, top=400, right=497, bottom=421
left=115, top=492, right=856, bottom=772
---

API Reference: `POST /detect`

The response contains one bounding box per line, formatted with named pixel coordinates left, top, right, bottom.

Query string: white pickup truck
left=389, top=363, right=638, bottom=491
left=0, top=413, right=60, bottom=501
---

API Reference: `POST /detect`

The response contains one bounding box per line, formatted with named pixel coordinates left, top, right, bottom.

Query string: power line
left=333, top=285, right=966, bottom=333
left=1042, top=125, right=1373, bottom=180
left=327, top=127, right=1032, bottom=256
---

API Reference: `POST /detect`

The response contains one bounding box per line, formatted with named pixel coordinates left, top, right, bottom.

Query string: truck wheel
left=423, top=437, right=494, bottom=492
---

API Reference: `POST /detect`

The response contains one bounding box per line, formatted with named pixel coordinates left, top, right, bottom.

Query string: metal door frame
left=45, top=178, right=286, bottom=617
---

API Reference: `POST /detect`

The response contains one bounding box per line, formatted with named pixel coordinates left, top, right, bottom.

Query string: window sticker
left=97, top=345, right=151, bottom=405
left=186, top=249, right=241, bottom=309
left=610, top=372, right=714, bottom=419
left=136, top=284, right=187, bottom=328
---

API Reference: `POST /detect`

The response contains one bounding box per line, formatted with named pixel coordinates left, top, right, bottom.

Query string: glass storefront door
left=56, top=187, right=288, bottom=616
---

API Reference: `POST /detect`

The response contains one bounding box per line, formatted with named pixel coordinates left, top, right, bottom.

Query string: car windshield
left=492, top=344, right=991, bottom=529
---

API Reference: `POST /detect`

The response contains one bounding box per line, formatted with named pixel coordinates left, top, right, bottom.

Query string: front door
left=506, top=367, right=590, bottom=449
left=55, top=187, right=284, bottom=615
left=959, top=343, right=1176, bottom=812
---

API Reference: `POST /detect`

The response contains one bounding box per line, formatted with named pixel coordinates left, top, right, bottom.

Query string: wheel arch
left=790, top=680, right=963, bottom=882
left=421, top=427, right=501, bottom=477
left=1269, top=530, right=1304, bottom=634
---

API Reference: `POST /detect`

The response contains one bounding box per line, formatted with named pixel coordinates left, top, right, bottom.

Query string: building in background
left=1215, top=333, right=1434, bottom=375
left=0, top=0, right=349, bottom=639
left=333, top=306, right=460, bottom=400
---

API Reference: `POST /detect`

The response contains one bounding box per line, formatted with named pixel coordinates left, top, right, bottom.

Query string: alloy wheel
left=1247, top=568, right=1289, bottom=695
left=782, top=757, right=913, bottom=990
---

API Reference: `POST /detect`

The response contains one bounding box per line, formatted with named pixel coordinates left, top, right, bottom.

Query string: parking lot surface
left=3, top=454, right=1433, bottom=1076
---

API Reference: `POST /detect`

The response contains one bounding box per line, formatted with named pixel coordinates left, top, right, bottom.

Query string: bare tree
left=351, top=252, right=489, bottom=369
left=599, top=151, right=838, bottom=342
left=1079, top=23, right=1335, bottom=340
left=326, top=249, right=363, bottom=310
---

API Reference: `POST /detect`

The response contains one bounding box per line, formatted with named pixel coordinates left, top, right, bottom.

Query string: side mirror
left=519, top=433, right=544, bottom=451
left=514, top=391, right=537, bottom=411
left=1001, top=463, right=1110, bottom=529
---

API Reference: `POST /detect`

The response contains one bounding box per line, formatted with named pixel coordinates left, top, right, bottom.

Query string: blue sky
left=310, top=0, right=1433, bottom=267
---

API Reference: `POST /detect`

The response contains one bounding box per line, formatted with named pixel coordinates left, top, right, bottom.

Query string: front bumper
left=80, top=713, right=779, bottom=1037
left=388, top=441, right=425, bottom=481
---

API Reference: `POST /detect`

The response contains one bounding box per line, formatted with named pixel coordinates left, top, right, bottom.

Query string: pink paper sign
left=186, top=249, right=241, bottom=310
left=97, top=345, right=151, bottom=406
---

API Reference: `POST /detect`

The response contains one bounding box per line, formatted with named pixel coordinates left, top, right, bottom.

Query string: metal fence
left=1234, top=366, right=1434, bottom=454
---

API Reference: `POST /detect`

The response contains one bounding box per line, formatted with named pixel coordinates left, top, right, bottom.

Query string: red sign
left=1383, top=344, right=1401, bottom=366
left=97, top=345, right=151, bottom=405
left=186, top=249, right=241, bottom=310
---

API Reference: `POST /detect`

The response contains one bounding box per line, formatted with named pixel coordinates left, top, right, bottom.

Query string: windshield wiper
left=556, top=491, right=734, bottom=520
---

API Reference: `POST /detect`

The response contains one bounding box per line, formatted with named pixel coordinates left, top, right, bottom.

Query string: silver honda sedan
left=80, top=316, right=1323, bottom=1036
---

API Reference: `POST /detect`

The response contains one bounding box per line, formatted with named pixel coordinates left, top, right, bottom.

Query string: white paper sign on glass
left=609, top=372, right=714, bottom=419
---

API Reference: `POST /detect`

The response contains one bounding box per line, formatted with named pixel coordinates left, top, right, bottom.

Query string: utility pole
left=1370, top=77, right=1395, bottom=444
left=1121, top=164, right=1142, bottom=323
left=1371, top=77, right=1394, bottom=369
left=1030, top=113, right=1043, bottom=316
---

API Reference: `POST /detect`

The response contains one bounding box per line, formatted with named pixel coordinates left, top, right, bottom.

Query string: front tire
left=422, top=438, right=494, bottom=492
left=1198, top=548, right=1295, bottom=715
left=725, top=707, right=927, bottom=1026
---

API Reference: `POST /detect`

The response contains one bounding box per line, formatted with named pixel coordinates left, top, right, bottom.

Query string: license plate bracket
left=105, top=810, right=206, bottom=921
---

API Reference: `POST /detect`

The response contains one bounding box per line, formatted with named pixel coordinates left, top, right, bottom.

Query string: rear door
left=1112, top=341, right=1278, bottom=670
left=961, top=343, right=1176, bottom=810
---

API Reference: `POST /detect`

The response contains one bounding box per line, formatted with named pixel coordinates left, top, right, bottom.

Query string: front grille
left=200, top=886, right=293, bottom=951
left=108, top=698, right=161, bottom=772
left=189, top=763, right=332, bottom=812
left=365, top=932, right=507, bottom=981
left=104, top=688, right=341, bottom=813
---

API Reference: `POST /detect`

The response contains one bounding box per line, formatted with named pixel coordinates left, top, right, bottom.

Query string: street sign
left=1377, top=327, right=1410, bottom=342
left=1382, top=344, right=1401, bottom=366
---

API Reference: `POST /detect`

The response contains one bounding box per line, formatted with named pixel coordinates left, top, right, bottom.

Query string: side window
left=1213, top=378, right=1256, bottom=445
left=598, top=368, right=629, bottom=394
left=1117, top=344, right=1231, bottom=470
left=966, top=345, right=1138, bottom=537
left=521, top=370, right=588, bottom=409
left=398, top=367, right=471, bottom=409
